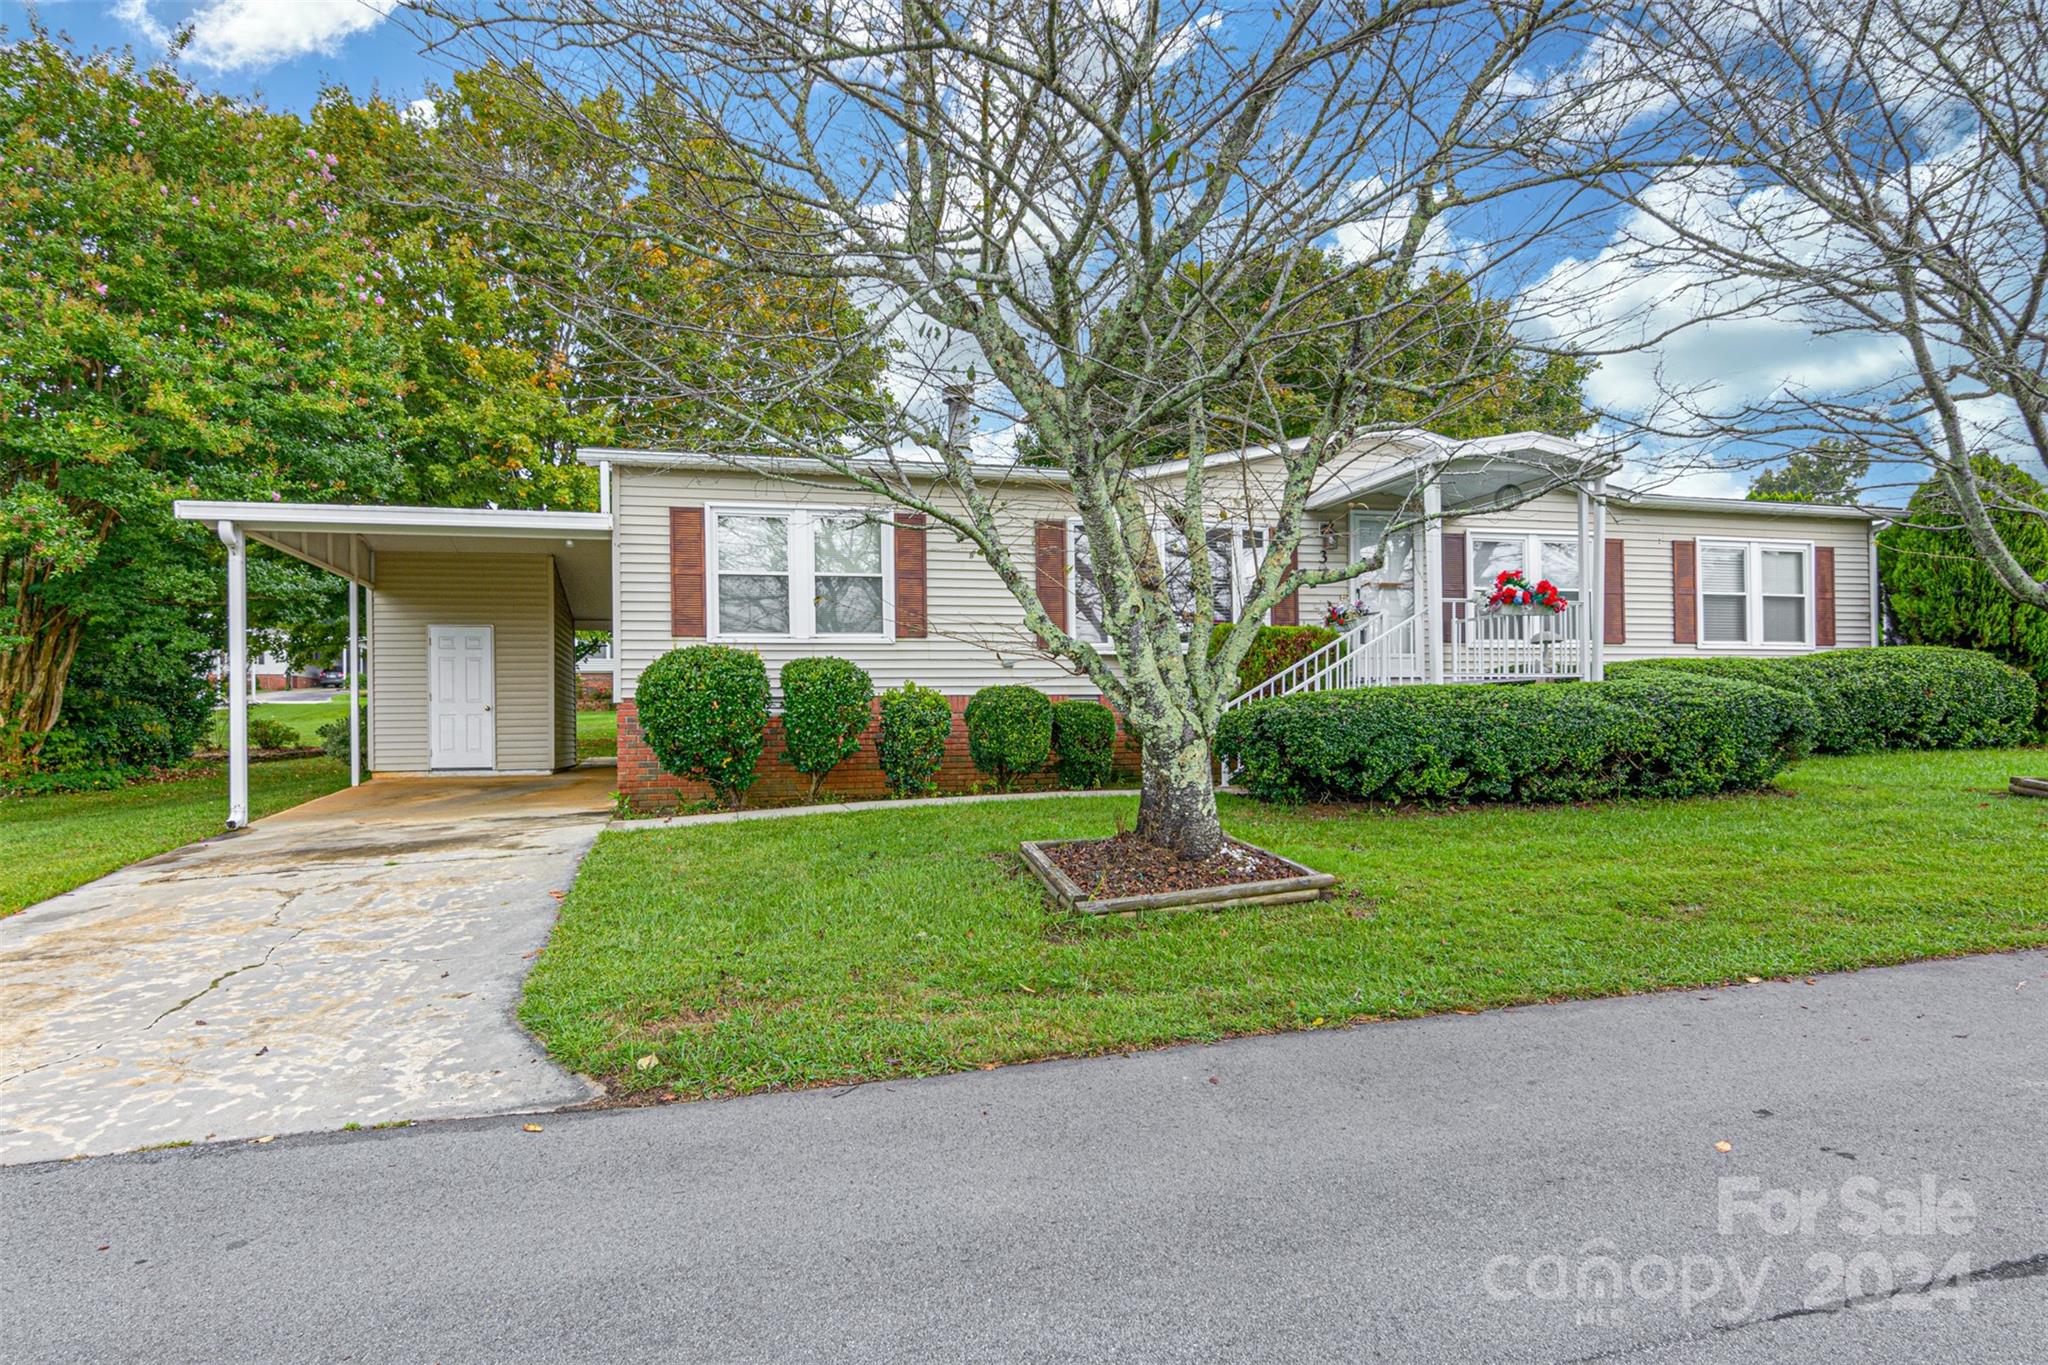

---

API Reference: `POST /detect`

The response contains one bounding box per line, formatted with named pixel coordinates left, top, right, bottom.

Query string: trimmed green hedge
left=779, top=656, right=874, bottom=800
left=877, top=682, right=952, bottom=797
left=964, top=685, right=1051, bottom=791
left=1607, top=647, right=2034, bottom=753
left=637, top=645, right=770, bottom=808
left=1216, top=674, right=1816, bottom=805
left=1050, top=699, right=1117, bottom=789
left=1209, top=623, right=1339, bottom=696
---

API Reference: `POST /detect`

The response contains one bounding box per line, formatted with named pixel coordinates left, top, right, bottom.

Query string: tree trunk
left=0, top=606, right=84, bottom=770
left=1135, top=728, right=1225, bottom=860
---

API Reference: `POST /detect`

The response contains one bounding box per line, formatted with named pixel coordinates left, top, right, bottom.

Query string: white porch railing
left=1223, top=611, right=1425, bottom=713
left=1442, top=598, right=1588, bottom=682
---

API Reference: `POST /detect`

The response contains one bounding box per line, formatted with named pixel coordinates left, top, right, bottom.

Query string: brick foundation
left=615, top=695, right=1143, bottom=812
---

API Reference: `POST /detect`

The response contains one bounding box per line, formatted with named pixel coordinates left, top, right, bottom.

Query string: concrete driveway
left=0, top=769, right=613, bottom=1164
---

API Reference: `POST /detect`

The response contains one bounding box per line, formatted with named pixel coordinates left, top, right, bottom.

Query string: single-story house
left=174, top=429, right=1892, bottom=822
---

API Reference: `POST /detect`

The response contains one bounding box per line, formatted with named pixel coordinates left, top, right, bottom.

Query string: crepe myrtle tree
left=1524, top=0, right=2048, bottom=610
left=419, top=0, right=1597, bottom=857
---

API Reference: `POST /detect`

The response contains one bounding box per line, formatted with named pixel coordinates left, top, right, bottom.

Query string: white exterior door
left=1349, top=511, right=1420, bottom=674
left=429, top=624, right=495, bottom=770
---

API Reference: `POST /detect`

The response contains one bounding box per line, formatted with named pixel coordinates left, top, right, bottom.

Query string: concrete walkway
left=2, top=951, right=2042, bottom=1363
left=0, top=770, right=613, bottom=1164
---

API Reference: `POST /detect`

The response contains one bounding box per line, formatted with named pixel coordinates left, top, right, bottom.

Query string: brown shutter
left=1814, top=545, right=1836, bottom=647
left=1603, top=538, right=1627, bottom=645
left=1440, top=531, right=1467, bottom=642
left=1034, top=521, right=1068, bottom=634
left=669, top=506, right=706, bottom=638
left=1271, top=548, right=1300, bottom=626
left=1671, top=540, right=1697, bottom=644
left=894, top=512, right=927, bottom=639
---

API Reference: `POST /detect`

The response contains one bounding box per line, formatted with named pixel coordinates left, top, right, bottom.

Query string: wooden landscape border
left=1019, top=837, right=1336, bottom=915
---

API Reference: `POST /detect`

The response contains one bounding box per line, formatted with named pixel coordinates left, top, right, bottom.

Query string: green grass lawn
left=578, top=707, right=617, bottom=758
left=524, top=747, right=2048, bottom=1099
left=210, top=697, right=350, bottom=747
left=0, top=757, right=347, bottom=915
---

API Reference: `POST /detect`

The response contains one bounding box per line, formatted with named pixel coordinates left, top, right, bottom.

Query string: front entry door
left=429, top=624, right=495, bottom=770
left=1349, top=512, right=1420, bottom=672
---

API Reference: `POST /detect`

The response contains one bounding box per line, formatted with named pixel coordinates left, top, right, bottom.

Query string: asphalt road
left=4, top=951, right=2044, bottom=1364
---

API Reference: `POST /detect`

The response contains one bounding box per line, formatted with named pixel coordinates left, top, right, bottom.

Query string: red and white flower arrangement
left=1485, top=569, right=1567, bottom=614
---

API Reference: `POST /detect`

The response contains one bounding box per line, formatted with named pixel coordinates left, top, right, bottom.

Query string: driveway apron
left=0, top=771, right=611, bottom=1163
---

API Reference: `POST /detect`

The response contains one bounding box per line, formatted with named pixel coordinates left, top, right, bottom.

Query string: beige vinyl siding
left=610, top=453, right=1881, bottom=702
left=553, top=565, right=577, bottom=768
left=368, top=552, right=561, bottom=772
left=614, top=464, right=1098, bottom=700
left=1605, top=503, right=1876, bottom=656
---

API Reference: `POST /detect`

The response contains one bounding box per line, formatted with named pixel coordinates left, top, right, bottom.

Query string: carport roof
left=172, top=501, right=613, bottom=627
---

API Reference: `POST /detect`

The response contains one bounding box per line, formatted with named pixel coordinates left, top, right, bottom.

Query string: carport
left=171, top=499, right=613, bottom=829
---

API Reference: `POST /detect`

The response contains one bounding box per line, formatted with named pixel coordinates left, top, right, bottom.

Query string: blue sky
left=19, top=1, right=434, bottom=112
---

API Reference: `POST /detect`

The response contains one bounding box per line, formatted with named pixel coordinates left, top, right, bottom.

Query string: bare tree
left=1527, top=0, right=2048, bottom=607
left=415, top=0, right=1592, bottom=856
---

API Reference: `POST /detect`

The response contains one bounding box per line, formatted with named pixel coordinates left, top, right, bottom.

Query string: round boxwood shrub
left=877, top=682, right=953, bottom=797
left=1214, top=673, right=1816, bottom=805
left=964, top=685, right=1052, bottom=791
left=779, top=656, right=874, bottom=800
left=635, top=644, right=770, bottom=808
left=1050, top=699, right=1117, bottom=789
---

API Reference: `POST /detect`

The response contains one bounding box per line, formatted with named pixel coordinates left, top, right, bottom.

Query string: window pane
left=718, top=574, right=789, bottom=634
left=1699, top=545, right=1746, bottom=594
left=1760, top=549, right=1805, bottom=596
left=1472, top=538, right=1524, bottom=592
left=1206, top=527, right=1238, bottom=623
left=815, top=515, right=882, bottom=574
left=1762, top=596, right=1806, bottom=643
left=1540, top=539, right=1581, bottom=593
left=1073, top=532, right=1108, bottom=643
left=717, top=514, right=788, bottom=572
left=816, top=576, right=883, bottom=634
left=1702, top=593, right=1747, bottom=643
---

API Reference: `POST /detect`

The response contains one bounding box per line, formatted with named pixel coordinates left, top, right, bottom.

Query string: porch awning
left=1307, top=434, right=1612, bottom=514
left=171, top=501, right=614, bottom=628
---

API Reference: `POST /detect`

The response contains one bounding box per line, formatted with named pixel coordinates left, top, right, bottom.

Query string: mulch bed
left=1039, top=832, right=1302, bottom=902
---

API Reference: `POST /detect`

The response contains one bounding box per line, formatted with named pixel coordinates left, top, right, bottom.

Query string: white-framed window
left=1698, top=538, right=1812, bottom=648
left=706, top=505, right=893, bottom=641
left=1467, top=530, right=1584, bottom=602
left=1070, top=520, right=1269, bottom=648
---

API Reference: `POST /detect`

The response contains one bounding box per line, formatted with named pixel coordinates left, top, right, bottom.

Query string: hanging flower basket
left=1485, top=569, right=1567, bottom=615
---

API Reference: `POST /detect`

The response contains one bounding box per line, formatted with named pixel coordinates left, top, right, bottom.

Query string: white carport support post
left=348, top=580, right=361, bottom=787
left=216, top=520, right=249, bottom=829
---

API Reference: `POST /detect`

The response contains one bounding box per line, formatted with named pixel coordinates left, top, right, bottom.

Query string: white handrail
left=1224, top=611, right=1422, bottom=710
left=1223, top=617, right=1371, bottom=710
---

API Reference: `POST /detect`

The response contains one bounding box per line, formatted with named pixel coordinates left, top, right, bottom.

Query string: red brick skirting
left=616, top=695, right=1142, bottom=813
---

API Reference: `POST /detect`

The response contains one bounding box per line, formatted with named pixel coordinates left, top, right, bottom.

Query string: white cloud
left=119, top=0, right=397, bottom=73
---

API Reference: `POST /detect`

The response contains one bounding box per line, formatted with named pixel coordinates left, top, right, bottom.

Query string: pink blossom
left=93, top=281, right=108, bottom=297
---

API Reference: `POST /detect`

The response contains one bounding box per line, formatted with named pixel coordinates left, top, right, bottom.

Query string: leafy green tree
left=0, top=38, right=405, bottom=765
left=1879, top=456, right=2048, bottom=730
left=1747, top=439, right=1871, bottom=505
left=311, top=63, right=888, bottom=511
left=1023, top=253, right=1592, bottom=464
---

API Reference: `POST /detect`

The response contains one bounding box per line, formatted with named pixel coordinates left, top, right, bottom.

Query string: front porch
left=1241, top=439, right=1613, bottom=706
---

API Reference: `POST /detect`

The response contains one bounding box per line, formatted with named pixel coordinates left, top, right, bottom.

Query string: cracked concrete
left=0, top=770, right=613, bottom=1163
